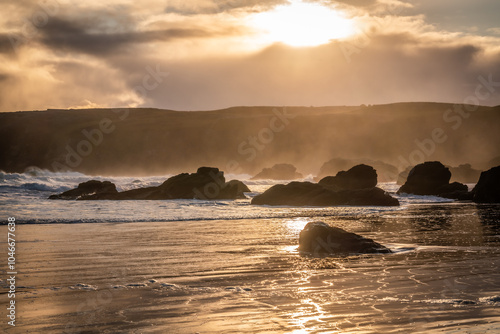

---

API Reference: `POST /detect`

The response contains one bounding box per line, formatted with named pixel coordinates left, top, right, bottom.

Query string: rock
left=48, top=180, right=118, bottom=200
left=298, top=222, right=392, bottom=254
left=218, top=180, right=251, bottom=199
left=315, top=158, right=398, bottom=183
left=49, top=167, right=249, bottom=200
left=448, top=164, right=482, bottom=183
left=397, top=166, right=413, bottom=185
left=397, top=162, right=471, bottom=199
left=473, top=166, right=500, bottom=203
left=251, top=163, right=303, bottom=180
left=251, top=181, right=399, bottom=207
left=438, top=182, right=473, bottom=200
left=155, top=167, right=226, bottom=199
left=398, top=161, right=451, bottom=195
left=318, top=164, right=377, bottom=191
left=251, top=182, right=338, bottom=206
left=339, top=187, right=400, bottom=206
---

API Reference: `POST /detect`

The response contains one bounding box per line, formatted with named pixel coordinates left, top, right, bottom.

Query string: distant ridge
left=1, top=102, right=499, bottom=176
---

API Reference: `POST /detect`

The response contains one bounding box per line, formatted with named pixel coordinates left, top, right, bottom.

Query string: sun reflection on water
left=285, top=217, right=311, bottom=234
left=290, top=298, right=330, bottom=333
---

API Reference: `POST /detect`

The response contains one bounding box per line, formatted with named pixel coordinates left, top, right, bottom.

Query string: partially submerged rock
left=48, top=180, right=118, bottom=200
left=473, top=166, right=500, bottom=203
left=252, top=164, right=399, bottom=207
left=251, top=163, right=303, bottom=180
left=397, top=161, right=470, bottom=199
left=251, top=181, right=399, bottom=206
left=318, top=164, right=377, bottom=191
left=315, top=158, right=398, bottom=183
left=49, top=167, right=249, bottom=200
left=298, top=222, right=392, bottom=254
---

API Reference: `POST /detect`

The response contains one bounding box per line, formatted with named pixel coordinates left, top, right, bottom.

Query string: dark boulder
left=48, top=180, right=118, bottom=200
left=339, top=187, right=400, bottom=206
left=318, top=164, right=377, bottom=191
left=298, top=222, right=392, bottom=254
left=49, top=167, right=249, bottom=200
left=315, top=158, right=398, bottom=183
left=251, top=182, right=339, bottom=206
left=251, top=163, right=303, bottom=180
left=397, top=162, right=471, bottom=199
left=437, top=182, right=471, bottom=200
left=473, top=166, right=500, bottom=203
left=218, top=180, right=251, bottom=199
left=156, top=167, right=226, bottom=199
left=398, top=162, right=451, bottom=195
left=251, top=181, right=399, bottom=207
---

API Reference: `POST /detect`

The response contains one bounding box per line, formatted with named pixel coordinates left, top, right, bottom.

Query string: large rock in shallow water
left=315, top=158, right=398, bottom=183
left=251, top=181, right=399, bottom=206
left=398, top=161, right=451, bottom=195
left=397, top=161, right=471, bottom=200
left=48, top=180, right=118, bottom=200
left=299, top=222, right=392, bottom=254
left=319, top=164, right=377, bottom=191
left=251, top=163, right=303, bottom=180
left=473, top=166, right=500, bottom=203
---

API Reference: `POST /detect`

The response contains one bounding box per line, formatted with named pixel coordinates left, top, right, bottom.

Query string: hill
left=1, top=103, right=499, bottom=176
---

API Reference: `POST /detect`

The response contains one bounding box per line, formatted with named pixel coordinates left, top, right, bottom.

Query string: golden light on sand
left=251, top=0, right=354, bottom=47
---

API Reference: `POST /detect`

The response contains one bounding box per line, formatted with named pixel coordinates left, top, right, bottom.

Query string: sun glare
left=251, top=0, right=354, bottom=47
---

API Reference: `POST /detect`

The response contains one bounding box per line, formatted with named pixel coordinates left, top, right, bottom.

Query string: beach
left=3, top=201, right=500, bottom=333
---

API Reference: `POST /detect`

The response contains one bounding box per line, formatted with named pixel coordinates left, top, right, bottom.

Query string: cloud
left=37, top=17, right=237, bottom=56
left=0, top=34, right=16, bottom=54
left=164, top=0, right=288, bottom=15
left=139, top=30, right=500, bottom=110
left=0, top=0, right=500, bottom=112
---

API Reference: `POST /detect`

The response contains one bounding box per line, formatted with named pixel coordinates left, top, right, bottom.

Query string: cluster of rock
left=50, top=162, right=500, bottom=205
left=251, top=164, right=399, bottom=207
left=398, top=163, right=482, bottom=185
left=397, top=161, right=500, bottom=203
left=397, top=161, right=469, bottom=200
left=315, top=158, right=399, bottom=183
left=298, top=222, right=392, bottom=255
left=49, top=167, right=250, bottom=200
left=251, top=163, right=303, bottom=180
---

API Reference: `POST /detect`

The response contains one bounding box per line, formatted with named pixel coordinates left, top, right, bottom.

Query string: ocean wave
left=1, top=205, right=399, bottom=225
left=0, top=169, right=173, bottom=193
left=20, top=182, right=70, bottom=192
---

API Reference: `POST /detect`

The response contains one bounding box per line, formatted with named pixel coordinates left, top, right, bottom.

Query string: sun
left=250, top=0, right=354, bottom=47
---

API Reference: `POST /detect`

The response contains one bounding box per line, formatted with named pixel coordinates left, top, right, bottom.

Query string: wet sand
left=2, top=203, right=500, bottom=333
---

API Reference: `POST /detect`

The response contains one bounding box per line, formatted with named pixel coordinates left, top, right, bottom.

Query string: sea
left=1, top=169, right=499, bottom=333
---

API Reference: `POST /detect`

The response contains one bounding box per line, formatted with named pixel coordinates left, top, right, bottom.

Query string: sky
left=1, top=0, right=500, bottom=111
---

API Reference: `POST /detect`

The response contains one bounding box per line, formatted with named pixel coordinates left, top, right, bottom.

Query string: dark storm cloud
left=165, top=0, right=287, bottom=15
left=0, top=34, right=16, bottom=54
left=37, top=17, right=228, bottom=56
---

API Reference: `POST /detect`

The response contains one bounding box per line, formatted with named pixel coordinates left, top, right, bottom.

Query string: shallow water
left=2, top=203, right=500, bottom=333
